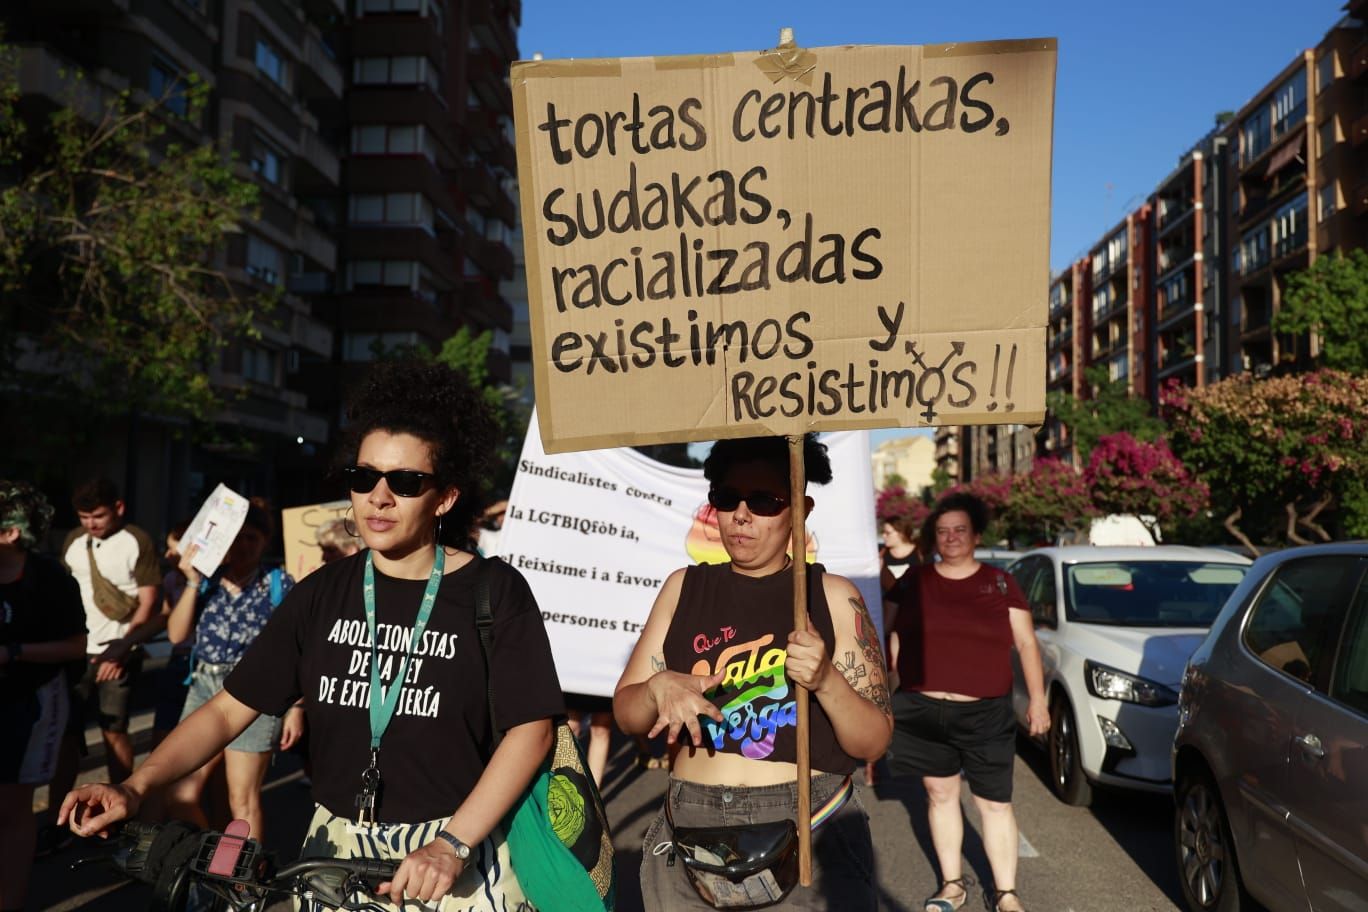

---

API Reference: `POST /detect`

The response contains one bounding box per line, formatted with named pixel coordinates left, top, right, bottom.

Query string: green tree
left=0, top=49, right=261, bottom=431
left=1000, top=458, right=1096, bottom=547
left=435, top=326, right=528, bottom=492
left=1274, top=249, right=1368, bottom=373
left=1047, top=366, right=1165, bottom=463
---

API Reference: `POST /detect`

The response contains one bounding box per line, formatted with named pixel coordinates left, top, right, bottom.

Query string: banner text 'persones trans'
left=513, top=39, right=1056, bottom=453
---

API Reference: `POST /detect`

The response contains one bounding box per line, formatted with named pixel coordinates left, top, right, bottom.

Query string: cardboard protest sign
left=183, top=484, right=249, bottom=577
left=281, top=500, right=351, bottom=581
left=513, top=39, right=1056, bottom=454
left=496, top=411, right=881, bottom=697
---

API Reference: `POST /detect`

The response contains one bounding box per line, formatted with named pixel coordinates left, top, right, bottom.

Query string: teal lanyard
left=362, top=547, right=445, bottom=751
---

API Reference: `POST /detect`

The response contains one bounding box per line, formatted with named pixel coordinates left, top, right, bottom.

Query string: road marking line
left=1019, top=831, right=1039, bottom=858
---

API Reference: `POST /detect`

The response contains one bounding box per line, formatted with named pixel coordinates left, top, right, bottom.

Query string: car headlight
left=1084, top=660, right=1178, bottom=707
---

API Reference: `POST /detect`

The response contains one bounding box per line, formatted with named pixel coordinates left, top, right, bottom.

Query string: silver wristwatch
left=435, top=830, right=472, bottom=860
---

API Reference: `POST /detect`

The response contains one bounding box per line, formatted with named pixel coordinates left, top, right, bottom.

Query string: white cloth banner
left=497, top=413, right=881, bottom=698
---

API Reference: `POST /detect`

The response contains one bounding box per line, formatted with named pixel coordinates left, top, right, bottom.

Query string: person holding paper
left=615, top=434, right=891, bottom=910
left=60, top=360, right=564, bottom=910
left=886, top=493, right=1049, bottom=912
left=164, top=499, right=294, bottom=838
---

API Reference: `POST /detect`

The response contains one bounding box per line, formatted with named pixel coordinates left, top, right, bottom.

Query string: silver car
left=1172, top=542, right=1368, bottom=912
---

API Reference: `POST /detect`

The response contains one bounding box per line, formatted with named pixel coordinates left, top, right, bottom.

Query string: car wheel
left=1175, top=771, right=1249, bottom=912
left=1048, top=696, right=1092, bottom=806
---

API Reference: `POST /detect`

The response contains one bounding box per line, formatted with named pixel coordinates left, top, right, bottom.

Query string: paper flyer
left=182, top=483, right=250, bottom=577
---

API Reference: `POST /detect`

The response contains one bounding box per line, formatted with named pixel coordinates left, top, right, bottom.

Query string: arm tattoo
left=848, top=596, right=893, bottom=718
left=650, top=654, right=666, bottom=672
left=834, top=650, right=868, bottom=689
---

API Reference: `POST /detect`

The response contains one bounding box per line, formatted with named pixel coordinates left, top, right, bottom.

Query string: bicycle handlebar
left=109, top=821, right=399, bottom=911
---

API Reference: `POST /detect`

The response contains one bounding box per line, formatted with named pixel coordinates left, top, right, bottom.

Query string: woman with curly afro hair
left=62, top=361, right=566, bottom=910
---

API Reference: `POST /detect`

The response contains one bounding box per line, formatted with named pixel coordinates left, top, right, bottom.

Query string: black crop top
left=661, top=561, right=856, bottom=775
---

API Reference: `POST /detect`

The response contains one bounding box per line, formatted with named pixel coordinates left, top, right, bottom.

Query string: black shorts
left=71, top=651, right=143, bottom=734
left=888, top=690, right=1016, bottom=802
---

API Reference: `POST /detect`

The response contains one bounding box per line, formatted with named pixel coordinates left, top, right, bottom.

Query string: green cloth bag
left=474, top=559, right=616, bottom=912
left=503, top=723, right=617, bottom=912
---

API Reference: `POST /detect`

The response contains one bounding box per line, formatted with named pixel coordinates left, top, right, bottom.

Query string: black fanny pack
left=664, top=777, right=852, bottom=910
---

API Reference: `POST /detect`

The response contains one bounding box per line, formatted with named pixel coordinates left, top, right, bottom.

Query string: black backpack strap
left=472, top=556, right=503, bottom=752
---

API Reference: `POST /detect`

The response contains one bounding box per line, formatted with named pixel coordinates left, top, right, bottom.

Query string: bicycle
left=88, top=819, right=397, bottom=912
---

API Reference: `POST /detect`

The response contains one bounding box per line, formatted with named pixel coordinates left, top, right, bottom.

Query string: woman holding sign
left=615, top=434, right=892, bottom=910
left=60, top=360, right=566, bottom=910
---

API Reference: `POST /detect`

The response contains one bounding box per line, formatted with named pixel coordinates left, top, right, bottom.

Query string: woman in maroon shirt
left=887, top=493, right=1048, bottom=912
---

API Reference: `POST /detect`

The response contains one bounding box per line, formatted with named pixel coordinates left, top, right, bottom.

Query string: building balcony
left=1352, top=37, right=1368, bottom=80
left=1157, top=248, right=1195, bottom=278
left=465, top=236, right=515, bottom=280
left=1354, top=181, right=1368, bottom=216
left=350, top=16, right=445, bottom=64
left=469, top=0, right=519, bottom=61
left=468, top=49, right=512, bottom=115
left=300, top=25, right=344, bottom=101
left=1091, top=296, right=1128, bottom=325
left=1157, top=299, right=1198, bottom=332
left=1156, top=201, right=1195, bottom=236
left=289, top=310, right=334, bottom=359
left=1157, top=354, right=1198, bottom=381
left=295, top=126, right=341, bottom=191
left=455, top=163, right=517, bottom=227
left=461, top=286, right=514, bottom=333
left=1353, top=111, right=1368, bottom=147
left=1272, top=228, right=1308, bottom=262
left=296, top=211, right=337, bottom=272
left=465, top=111, right=517, bottom=173
left=1048, top=327, right=1073, bottom=351
left=344, top=226, right=461, bottom=286
left=349, top=155, right=460, bottom=217
left=348, top=90, right=459, bottom=160
left=335, top=290, right=460, bottom=344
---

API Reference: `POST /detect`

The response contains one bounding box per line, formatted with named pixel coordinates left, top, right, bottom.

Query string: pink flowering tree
left=875, top=484, right=928, bottom=528
left=1164, top=370, right=1368, bottom=550
left=1084, top=433, right=1208, bottom=544
left=1005, top=458, right=1098, bottom=546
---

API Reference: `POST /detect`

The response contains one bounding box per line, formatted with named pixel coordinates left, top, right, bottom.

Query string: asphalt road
left=29, top=724, right=1188, bottom=912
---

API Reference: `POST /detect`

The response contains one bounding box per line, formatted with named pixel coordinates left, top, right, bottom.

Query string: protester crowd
left=4, top=359, right=1047, bottom=912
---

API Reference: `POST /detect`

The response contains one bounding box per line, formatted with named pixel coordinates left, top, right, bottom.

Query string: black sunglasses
left=342, top=466, right=434, bottom=498
left=707, top=487, right=790, bottom=517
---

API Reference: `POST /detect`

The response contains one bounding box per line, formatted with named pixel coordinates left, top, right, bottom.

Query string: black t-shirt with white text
left=225, top=553, right=565, bottom=824
left=0, top=553, right=86, bottom=699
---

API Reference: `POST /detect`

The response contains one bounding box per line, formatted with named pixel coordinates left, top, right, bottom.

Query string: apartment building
left=1152, top=129, right=1230, bottom=393
left=1087, top=204, right=1153, bottom=397
left=5, top=0, right=346, bottom=524
left=5, top=0, right=523, bottom=529
left=1042, top=259, right=1088, bottom=463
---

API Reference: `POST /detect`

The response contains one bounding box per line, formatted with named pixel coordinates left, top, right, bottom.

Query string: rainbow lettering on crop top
left=691, top=634, right=796, bottom=760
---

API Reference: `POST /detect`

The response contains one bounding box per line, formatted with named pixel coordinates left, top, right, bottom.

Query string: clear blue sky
left=519, top=0, right=1347, bottom=447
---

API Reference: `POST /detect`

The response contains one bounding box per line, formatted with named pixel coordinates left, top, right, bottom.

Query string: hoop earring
left=343, top=506, right=358, bottom=538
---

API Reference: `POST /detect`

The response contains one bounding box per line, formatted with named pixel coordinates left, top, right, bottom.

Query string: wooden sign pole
left=787, top=433, right=812, bottom=886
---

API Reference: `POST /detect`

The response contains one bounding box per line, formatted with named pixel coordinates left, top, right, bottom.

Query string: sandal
left=924, top=875, right=973, bottom=912
left=984, top=887, right=1027, bottom=912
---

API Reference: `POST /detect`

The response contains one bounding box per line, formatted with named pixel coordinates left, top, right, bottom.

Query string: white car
left=1006, top=546, right=1251, bottom=806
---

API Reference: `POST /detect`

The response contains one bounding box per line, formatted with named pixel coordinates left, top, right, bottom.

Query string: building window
left=1271, top=71, right=1306, bottom=139
left=1319, top=182, right=1339, bottom=222
left=255, top=38, right=287, bottom=88
left=1272, top=192, right=1308, bottom=258
left=246, top=235, right=284, bottom=286
left=148, top=56, right=189, bottom=117
left=354, top=56, right=439, bottom=90
left=1318, top=116, right=1338, bottom=159
left=1317, top=51, right=1336, bottom=94
left=350, top=124, right=436, bottom=161
left=250, top=133, right=286, bottom=186
left=1238, top=223, right=1270, bottom=276
left=358, top=0, right=422, bottom=13
left=1241, top=107, right=1271, bottom=164
left=241, top=346, right=279, bottom=385
left=348, top=193, right=435, bottom=232
left=347, top=259, right=419, bottom=289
